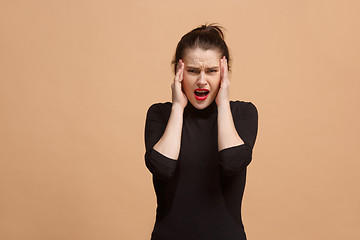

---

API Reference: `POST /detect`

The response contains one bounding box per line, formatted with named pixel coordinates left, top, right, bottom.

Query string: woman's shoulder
left=146, top=102, right=172, bottom=118
left=230, top=100, right=257, bottom=109
left=229, top=100, right=258, bottom=116
left=147, top=102, right=172, bottom=111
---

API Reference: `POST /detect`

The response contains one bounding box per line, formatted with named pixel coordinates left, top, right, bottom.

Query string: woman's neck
left=184, top=100, right=217, bottom=118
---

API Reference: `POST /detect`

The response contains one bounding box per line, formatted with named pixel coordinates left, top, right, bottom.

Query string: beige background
left=1, top=0, right=359, bottom=239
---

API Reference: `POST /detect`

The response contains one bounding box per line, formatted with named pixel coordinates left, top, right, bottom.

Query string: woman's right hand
left=153, top=60, right=186, bottom=160
left=171, top=59, right=188, bottom=110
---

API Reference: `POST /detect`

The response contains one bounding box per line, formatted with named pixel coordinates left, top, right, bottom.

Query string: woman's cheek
left=181, top=81, right=190, bottom=97
left=213, top=77, right=221, bottom=90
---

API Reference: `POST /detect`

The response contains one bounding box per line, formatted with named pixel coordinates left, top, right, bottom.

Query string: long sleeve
left=146, top=100, right=254, bottom=239
left=219, top=101, right=258, bottom=176
left=144, top=103, right=177, bottom=180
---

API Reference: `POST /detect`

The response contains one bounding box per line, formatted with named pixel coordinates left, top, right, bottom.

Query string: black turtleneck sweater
left=144, top=100, right=258, bottom=240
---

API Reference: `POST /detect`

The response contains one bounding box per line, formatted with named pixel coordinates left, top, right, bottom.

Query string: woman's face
left=182, top=47, right=221, bottom=110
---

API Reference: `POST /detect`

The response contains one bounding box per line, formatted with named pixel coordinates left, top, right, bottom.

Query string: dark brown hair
left=172, top=24, right=230, bottom=74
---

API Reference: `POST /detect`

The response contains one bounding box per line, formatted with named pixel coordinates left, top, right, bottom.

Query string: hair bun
left=172, top=23, right=230, bottom=74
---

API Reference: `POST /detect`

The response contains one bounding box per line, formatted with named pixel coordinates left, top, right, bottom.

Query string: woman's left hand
left=215, top=56, right=230, bottom=106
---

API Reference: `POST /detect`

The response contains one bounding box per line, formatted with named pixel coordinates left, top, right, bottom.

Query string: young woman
left=144, top=24, right=258, bottom=240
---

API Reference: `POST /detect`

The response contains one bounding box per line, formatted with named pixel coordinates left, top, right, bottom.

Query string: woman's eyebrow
left=185, top=66, right=219, bottom=70
left=185, top=66, right=200, bottom=69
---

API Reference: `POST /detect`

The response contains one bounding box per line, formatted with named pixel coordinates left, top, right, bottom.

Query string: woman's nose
left=197, top=72, right=207, bottom=85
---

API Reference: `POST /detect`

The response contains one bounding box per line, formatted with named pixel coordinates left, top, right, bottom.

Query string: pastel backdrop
left=1, top=0, right=359, bottom=239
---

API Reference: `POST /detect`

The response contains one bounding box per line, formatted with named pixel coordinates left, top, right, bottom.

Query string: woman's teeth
left=194, top=90, right=209, bottom=96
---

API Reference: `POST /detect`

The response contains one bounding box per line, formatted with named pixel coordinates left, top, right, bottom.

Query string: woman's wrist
left=172, top=103, right=185, bottom=112
left=216, top=99, right=230, bottom=109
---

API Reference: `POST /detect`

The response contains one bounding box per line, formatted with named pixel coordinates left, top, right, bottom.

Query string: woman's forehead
left=183, top=48, right=221, bottom=67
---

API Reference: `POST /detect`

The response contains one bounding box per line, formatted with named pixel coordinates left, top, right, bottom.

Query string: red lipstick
left=194, top=88, right=210, bottom=101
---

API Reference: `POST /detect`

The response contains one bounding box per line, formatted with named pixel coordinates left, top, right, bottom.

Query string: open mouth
left=194, top=89, right=210, bottom=101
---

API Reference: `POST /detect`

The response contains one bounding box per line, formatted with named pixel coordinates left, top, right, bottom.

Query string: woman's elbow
left=144, top=149, right=177, bottom=180
left=219, top=145, right=253, bottom=176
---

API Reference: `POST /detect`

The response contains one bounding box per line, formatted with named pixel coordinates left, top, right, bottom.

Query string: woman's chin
left=189, top=98, right=212, bottom=110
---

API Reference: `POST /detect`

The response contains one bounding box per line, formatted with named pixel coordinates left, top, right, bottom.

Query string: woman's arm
left=216, top=57, right=244, bottom=151
left=153, top=60, right=187, bottom=159
left=216, top=57, right=258, bottom=176
left=153, top=104, right=184, bottom=159
left=217, top=101, right=244, bottom=151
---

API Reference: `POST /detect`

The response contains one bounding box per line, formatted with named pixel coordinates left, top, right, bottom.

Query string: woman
left=144, top=24, right=258, bottom=240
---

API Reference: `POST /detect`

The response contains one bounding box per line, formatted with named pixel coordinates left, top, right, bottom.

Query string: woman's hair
left=172, top=23, right=230, bottom=74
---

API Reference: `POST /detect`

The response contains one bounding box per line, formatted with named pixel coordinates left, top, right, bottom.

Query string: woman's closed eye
left=206, top=69, right=218, bottom=74
left=187, top=69, right=218, bottom=74
left=187, top=69, right=200, bottom=74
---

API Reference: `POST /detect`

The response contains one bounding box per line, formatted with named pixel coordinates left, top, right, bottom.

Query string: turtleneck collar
left=184, top=100, right=217, bottom=118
